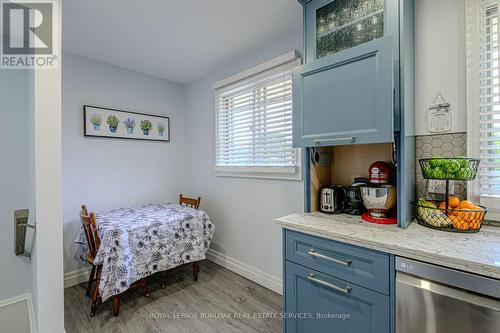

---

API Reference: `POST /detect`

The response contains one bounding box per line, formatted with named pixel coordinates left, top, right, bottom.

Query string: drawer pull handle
left=308, top=249, right=352, bottom=266
left=308, top=273, right=352, bottom=294
left=313, top=137, right=356, bottom=144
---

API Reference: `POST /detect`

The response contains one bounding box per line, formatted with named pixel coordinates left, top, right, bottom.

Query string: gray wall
left=0, top=69, right=35, bottom=301
left=184, top=30, right=304, bottom=282
left=62, top=53, right=186, bottom=273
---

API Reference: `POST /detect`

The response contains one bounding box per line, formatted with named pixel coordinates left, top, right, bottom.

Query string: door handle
left=313, top=137, right=356, bottom=144
left=308, top=249, right=352, bottom=266
left=15, top=209, right=36, bottom=259
left=308, top=273, right=352, bottom=294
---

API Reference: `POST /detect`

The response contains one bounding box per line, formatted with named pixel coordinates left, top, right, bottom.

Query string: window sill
left=215, top=166, right=302, bottom=181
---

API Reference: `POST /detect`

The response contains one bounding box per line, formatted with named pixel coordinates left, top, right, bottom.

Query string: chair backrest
left=80, top=205, right=100, bottom=259
left=179, top=194, right=201, bottom=209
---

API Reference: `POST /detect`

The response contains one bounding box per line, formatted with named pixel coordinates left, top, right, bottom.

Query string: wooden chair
left=161, top=195, right=202, bottom=288
left=179, top=194, right=201, bottom=209
left=80, top=205, right=148, bottom=317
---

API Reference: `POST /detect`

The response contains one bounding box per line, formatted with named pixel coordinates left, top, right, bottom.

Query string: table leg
left=193, top=261, right=200, bottom=281
left=112, top=296, right=120, bottom=317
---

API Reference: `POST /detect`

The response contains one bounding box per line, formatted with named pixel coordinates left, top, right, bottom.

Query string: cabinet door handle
left=313, top=136, right=356, bottom=144
left=308, top=273, right=352, bottom=294
left=308, top=249, right=352, bottom=266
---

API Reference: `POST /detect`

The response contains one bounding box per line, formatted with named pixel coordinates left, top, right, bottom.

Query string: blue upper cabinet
left=293, top=36, right=394, bottom=147
left=293, top=0, right=401, bottom=148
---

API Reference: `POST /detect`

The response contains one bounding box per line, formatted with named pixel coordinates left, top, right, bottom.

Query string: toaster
left=320, top=186, right=347, bottom=213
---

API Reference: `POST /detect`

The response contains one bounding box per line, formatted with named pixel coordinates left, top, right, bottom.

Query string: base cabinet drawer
left=285, top=230, right=390, bottom=294
left=284, top=261, right=390, bottom=333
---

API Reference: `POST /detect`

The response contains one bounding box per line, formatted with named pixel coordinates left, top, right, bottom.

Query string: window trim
left=213, top=51, right=302, bottom=181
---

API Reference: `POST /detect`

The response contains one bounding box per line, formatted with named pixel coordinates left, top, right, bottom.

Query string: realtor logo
left=1, top=1, right=56, bottom=68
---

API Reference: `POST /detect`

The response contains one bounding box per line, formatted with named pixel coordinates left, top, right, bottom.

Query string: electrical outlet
left=428, top=179, right=454, bottom=195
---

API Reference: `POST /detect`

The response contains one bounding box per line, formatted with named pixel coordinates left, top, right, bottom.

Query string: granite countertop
left=276, top=212, right=500, bottom=280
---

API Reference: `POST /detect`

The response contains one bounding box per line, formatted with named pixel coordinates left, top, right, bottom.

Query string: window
left=466, top=0, right=500, bottom=217
left=213, top=51, right=301, bottom=180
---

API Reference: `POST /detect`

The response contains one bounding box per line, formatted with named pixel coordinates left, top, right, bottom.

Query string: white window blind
left=466, top=0, right=500, bottom=220
left=214, top=53, right=300, bottom=178
left=479, top=4, right=500, bottom=196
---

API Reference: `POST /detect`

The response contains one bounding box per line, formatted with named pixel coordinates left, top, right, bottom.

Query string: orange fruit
left=470, top=221, right=481, bottom=230
left=452, top=210, right=474, bottom=230
left=448, top=196, right=460, bottom=208
left=471, top=205, right=483, bottom=219
left=438, top=202, right=451, bottom=211
left=459, top=200, right=475, bottom=210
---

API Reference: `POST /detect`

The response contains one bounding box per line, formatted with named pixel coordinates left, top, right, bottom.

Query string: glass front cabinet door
left=305, top=0, right=399, bottom=63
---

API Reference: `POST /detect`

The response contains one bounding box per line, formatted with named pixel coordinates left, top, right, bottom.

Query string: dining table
left=76, top=203, right=215, bottom=302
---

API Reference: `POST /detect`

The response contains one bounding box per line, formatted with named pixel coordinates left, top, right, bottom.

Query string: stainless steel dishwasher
left=396, top=257, right=500, bottom=333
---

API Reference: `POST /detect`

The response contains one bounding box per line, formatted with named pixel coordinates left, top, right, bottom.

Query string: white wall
left=62, top=53, right=186, bottom=274
left=184, top=30, right=304, bottom=288
left=415, top=0, right=466, bottom=135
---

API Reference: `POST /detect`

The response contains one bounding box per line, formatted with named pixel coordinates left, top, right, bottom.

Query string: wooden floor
left=64, top=260, right=283, bottom=333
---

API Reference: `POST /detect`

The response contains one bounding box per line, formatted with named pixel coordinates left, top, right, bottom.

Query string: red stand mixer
left=360, top=161, right=397, bottom=224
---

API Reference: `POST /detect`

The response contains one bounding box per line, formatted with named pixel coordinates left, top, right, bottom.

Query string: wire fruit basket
left=419, top=158, right=479, bottom=181
left=415, top=157, right=486, bottom=233
left=414, top=199, right=487, bottom=232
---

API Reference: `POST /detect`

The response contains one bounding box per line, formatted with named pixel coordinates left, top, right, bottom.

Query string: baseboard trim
left=64, top=254, right=284, bottom=296
left=0, top=293, right=37, bottom=333
left=206, top=249, right=283, bottom=295
left=64, top=267, right=90, bottom=288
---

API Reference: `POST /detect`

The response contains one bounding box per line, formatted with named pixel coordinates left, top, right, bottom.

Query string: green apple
left=431, top=167, right=446, bottom=179
left=443, top=159, right=460, bottom=174
left=456, top=167, right=470, bottom=180
left=456, top=157, right=469, bottom=168
left=422, top=166, right=432, bottom=178
left=429, top=158, right=443, bottom=168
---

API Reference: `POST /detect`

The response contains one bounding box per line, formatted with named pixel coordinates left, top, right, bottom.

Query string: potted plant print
left=141, top=120, right=152, bottom=135
left=90, top=114, right=101, bottom=131
left=158, top=122, right=166, bottom=136
left=123, top=118, right=135, bottom=134
left=107, top=115, right=119, bottom=133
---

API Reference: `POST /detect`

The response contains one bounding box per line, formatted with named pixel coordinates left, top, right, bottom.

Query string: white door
left=0, top=1, right=63, bottom=333
left=0, top=66, right=36, bottom=333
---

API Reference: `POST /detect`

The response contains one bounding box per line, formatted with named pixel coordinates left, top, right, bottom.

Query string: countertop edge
left=275, top=217, right=500, bottom=280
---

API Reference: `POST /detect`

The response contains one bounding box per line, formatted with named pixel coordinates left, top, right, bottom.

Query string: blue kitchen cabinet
left=283, top=229, right=395, bottom=333
left=295, top=0, right=415, bottom=229
left=285, top=261, right=390, bottom=333
left=292, top=36, right=394, bottom=147
left=293, top=0, right=401, bottom=148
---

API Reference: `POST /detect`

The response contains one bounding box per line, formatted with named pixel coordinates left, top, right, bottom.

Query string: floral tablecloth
left=76, top=203, right=215, bottom=301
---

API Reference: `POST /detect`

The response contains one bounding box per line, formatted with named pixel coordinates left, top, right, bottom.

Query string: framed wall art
left=83, top=105, right=170, bottom=142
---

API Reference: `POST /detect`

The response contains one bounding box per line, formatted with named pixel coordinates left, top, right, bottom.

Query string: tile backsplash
left=415, top=133, right=467, bottom=199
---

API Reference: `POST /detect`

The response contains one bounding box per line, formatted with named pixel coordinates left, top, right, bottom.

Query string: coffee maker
left=344, top=177, right=368, bottom=215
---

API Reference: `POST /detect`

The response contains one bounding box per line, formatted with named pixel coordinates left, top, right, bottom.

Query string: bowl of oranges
left=414, top=196, right=487, bottom=232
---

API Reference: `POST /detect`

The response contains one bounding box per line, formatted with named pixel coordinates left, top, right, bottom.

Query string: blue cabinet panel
left=284, top=261, right=390, bottom=333
left=292, top=36, right=394, bottom=148
left=285, top=230, right=390, bottom=294
left=397, top=0, right=416, bottom=228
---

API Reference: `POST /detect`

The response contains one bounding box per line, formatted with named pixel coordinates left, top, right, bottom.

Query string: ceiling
left=62, top=0, right=302, bottom=84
